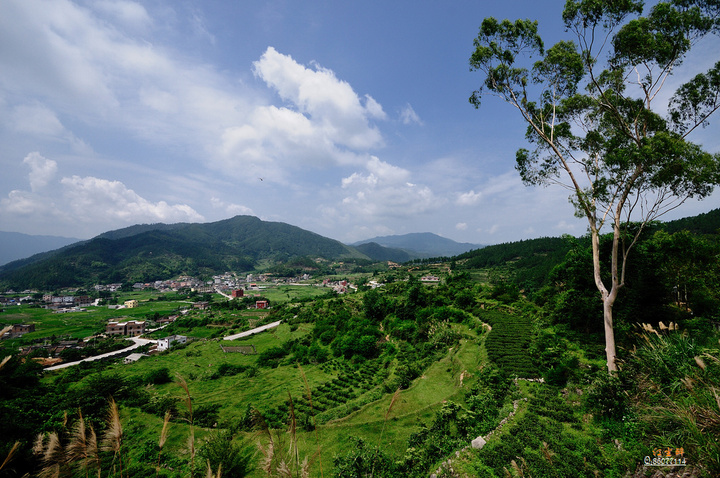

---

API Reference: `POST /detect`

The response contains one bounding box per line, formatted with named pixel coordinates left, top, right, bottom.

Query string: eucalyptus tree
left=469, top=0, right=720, bottom=372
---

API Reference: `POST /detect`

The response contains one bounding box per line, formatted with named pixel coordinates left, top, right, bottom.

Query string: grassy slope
left=41, top=318, right=488, bottom=477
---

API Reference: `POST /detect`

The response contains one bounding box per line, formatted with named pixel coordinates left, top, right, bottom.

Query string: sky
left=1, top=0, right=719, bottom=246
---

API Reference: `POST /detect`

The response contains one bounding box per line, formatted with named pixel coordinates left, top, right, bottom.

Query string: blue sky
left=1, top=0, right=718, bottom=245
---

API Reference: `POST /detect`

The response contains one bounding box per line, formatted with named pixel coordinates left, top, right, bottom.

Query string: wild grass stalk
left=100, top=398, right=124, bottom=477
left=176, top=374, right=196, bottom=476
left=371, top=387, right=401, bottom=478
left=0, top=441, right=20, bottom=475
left=156, top=410, right=171, bottom=478
left=205, top=459, right=222, bottom=478
left=299, top=364, right=323, bottom=478
left=37, top=432, right=63, bottom=478
left=66, top=411, right=101, bottom=477
left=256, top=392, right=311, bottom=478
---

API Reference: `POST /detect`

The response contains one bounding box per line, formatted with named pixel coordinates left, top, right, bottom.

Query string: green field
left=37, top=317, right=489, bottom=477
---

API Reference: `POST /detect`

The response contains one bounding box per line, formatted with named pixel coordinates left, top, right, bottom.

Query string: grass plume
left=156, top=410, right=172, bottom=478
left=0, top=441, right=20, bottom=475
left=101, top=398, right=124, bottom=477
left=176, top=374, right=196, bottom=476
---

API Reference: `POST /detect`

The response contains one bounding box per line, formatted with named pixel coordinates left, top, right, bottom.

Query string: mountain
left=0, top=231, right=81, bottom=267
left=353, top=232, right=482, bottom=258
left=354, top=242, right=412, bottom=263
left=0, top=216, right=367, bottom=290
left=663, top=208, right=720, bottom=235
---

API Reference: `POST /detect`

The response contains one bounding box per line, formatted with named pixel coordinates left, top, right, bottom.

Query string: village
left=0, top=267, right=447, bottom=371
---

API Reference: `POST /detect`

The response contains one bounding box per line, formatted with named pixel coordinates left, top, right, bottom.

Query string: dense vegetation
left=0, top=216, right=369, bottom=290
left=2, top=209, right=720, bottom=477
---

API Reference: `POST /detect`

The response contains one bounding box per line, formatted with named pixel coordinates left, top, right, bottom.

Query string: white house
left=157, top=335, right=187, bottom=351
left=124, top=353, right=145, bottom=364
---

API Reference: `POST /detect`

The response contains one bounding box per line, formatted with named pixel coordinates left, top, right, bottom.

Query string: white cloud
left=400, top=103, right=423, bottom=125
left=364, top=95, right=386, bottom=120
left=338, top=155, right=442, bottom=221
left=23, top=152, right=57, bottom=191
left=456, top=222, right=468, bottom=231
left=93, top=1, right=151, bottom=29
left=456, top=190, right=482, bottom=206
left=0, top=0, right=253, bottom=159
left=253, top=47, right=384, bottom=150
left=60, top=175, right=204, bottom=223
left=0, top=189, right=46, bottom=215
left=11, top=103, right=91, bottom=152
left=12, top=104, right=65, bottom=137
left=214, top=49, right=393, bottom=181
left=0, top=151, right=205, bottom=237
left=211, top=197, right=253, bottom=216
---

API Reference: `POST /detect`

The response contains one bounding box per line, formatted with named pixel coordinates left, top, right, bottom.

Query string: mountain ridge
left=0, top=216, right=367, bottom=290
left=0, top=231, right=82, bottom=267
left=353, top=232, right=482, bottom=258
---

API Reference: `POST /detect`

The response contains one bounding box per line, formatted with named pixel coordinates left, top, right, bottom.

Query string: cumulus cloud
left=338, top=156, right=442, bottom=221
left=210, top=197, right=254, bottom=216
left=60, top=175, right=204, bottom=223
left=1, top=189, right=47, bottom=215
left=456, top=222, right=468, bottom=231
left=456, top=190, right=482, bottom=206
left=253, top=47, right=384, bottom=150
left=0, top=154, right=204, bottom=236
left=216, top=48, right=390, bottom=181
left=400, top=103, right=423, bottom=125
left=23, top=152, right=57, bottom=191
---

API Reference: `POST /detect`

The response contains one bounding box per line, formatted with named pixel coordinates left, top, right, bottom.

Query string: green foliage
left=198, top=430, right=254, bottom=478
left=0, top=215, right=366, bottom=290
left=471, top=386, right=607, bottom=477
left=333, top=436, right=400, bottom=477
left=530, top=330, right=581, bottom=386
left=455, top=237, right=574, bottom=294
left=482, top=309, right=538, bottom=377
left=145, top=367, right=172, bottom=385
left=471, top=0, right=720, bottom=374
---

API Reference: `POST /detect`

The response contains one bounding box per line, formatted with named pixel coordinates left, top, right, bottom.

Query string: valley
left=1, top=212, right=719, bottom=477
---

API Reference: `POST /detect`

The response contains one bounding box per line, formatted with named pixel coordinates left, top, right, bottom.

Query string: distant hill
left=0, top=216, right=367, bottom=290
left=663, top=208, right=720, bottom=234
left=353, top=232, right=482, bottom=258
left=354, top=242, right=411, bottom=263
left=455, top=236, right=578, bottom=292
left=0, top=231, right=81, bottom=266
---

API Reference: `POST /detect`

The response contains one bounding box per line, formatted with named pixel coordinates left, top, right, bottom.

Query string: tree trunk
left=603, top=295, right=618, bottom=373
left=590, top=224, right=620, bottom=374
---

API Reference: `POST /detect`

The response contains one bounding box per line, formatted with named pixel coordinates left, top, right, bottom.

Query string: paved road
left=223, top=320, right=282, bottom=341
left=45, top=336, right=155, bottom=371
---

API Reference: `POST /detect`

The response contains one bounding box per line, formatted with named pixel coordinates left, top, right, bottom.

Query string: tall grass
left=176, top=374, right=196, bottom=477
left=630, top=332, right=720, bottom=475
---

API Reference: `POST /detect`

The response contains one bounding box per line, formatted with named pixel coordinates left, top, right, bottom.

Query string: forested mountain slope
left=0, top=216, right=367, bottom=289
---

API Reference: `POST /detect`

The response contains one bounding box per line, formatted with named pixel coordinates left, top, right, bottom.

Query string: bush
left=145, top=367, right=172, bottom=385
left=198, top=430, right=254, bottom=477
left=584, top=373, right=627, bottom=420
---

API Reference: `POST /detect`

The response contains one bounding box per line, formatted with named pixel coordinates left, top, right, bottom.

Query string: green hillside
left=2, top=210, right=720, bottom=477
left=0, top=216, right=367, bottom=290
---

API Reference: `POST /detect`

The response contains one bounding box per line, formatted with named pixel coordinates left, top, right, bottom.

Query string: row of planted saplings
left=259, top=360, right=385, bottom=428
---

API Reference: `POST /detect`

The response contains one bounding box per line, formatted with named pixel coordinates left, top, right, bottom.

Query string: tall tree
left=469, top=0, right=720, bottom=372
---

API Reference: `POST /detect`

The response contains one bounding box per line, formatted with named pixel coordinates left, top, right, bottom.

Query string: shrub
left=145, top=367, right=172, bottom=385
left=584, top=373, right=627, bottom=420
left=198, top=430, right=254, bottom=477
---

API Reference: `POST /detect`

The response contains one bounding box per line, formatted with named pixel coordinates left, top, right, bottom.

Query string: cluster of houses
left=1, top=323, right=35, bottom=339
left=106, top=319, right=146, bottom=336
